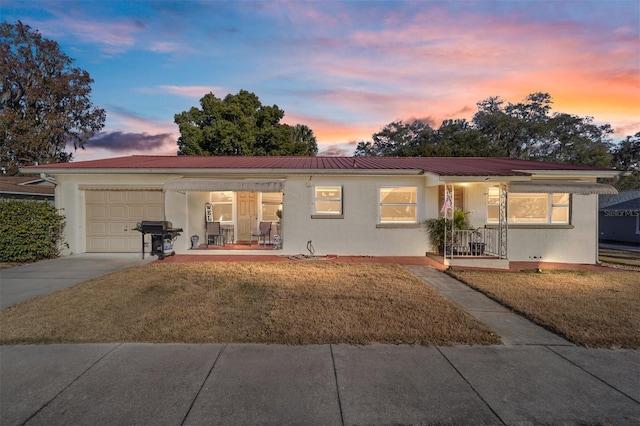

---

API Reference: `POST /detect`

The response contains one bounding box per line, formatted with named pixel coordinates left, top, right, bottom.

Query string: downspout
left=595, top=195, right=600, bottom=265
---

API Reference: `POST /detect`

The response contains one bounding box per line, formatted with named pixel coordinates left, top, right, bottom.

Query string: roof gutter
left=1, top=190, right=54, bottom=197
left=438, top=175, right=532, bottom=183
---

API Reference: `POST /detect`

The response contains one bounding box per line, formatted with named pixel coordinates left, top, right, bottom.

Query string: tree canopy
left=611, top=132, right=640, bottom=190
left=356, top=92, right=615, bottom=168
left=355, top=92, right=638, bottom=187
left=0, top=21, right=105, bottom=175
left=175, top=90, right=317, bottom=156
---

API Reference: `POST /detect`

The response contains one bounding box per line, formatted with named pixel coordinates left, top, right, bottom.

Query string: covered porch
left=430, top=180, right=618, bottom=270
left=163, top=178, right=284, bottom=252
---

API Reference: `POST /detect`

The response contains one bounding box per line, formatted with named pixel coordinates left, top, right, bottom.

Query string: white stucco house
left=22, top=155, right=620, bottom=269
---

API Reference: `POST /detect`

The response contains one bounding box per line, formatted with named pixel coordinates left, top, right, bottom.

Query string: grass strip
left=451, top=270, right=640, bottom=349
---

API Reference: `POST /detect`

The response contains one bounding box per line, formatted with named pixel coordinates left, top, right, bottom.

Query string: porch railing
left=449, top=228, right=500, bottom=257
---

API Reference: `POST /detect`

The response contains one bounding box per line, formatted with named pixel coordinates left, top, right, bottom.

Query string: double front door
left=236, top=192, right=258, bottom=241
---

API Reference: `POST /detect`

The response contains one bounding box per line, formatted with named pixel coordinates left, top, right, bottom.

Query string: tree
left=611, top=133, right=640, bottom=189
left=175, top=90, right=317, bottom=156
left=290, top=124, right=318, bottom=155
left=612, top=133, right=640, bottom=170
left=473, top=93, right=553, bottom=158
left=356, top=92, right=618, bottom=169
left=541, top=113, right=612, bottom=167
left=354, top=120, right=434, bottom=156
left=0, top=21, right=105, bottom=175
left=431, top=119, right=491, bottom=157
left=354, top=119, right=489, bottom=157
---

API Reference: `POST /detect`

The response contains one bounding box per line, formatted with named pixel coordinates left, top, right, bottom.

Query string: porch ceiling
left=163, top=178, right=285, bottom=193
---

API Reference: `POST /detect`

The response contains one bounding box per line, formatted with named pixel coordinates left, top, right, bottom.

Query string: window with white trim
left=379, top=186, right=417, bottom=223
left=314, top=186, right=342, bottom=215
left=209, top=191, right=233, bottom=222
left=487, top=188, right=570, bottom=224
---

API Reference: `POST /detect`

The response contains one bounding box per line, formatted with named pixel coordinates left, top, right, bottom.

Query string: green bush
left=0, top=200, right=66, bottom=262
left=422, top=208, right=474, bottom=252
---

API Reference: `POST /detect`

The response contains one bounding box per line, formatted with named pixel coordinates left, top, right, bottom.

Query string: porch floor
left=195, top=241, right=277, bottom=251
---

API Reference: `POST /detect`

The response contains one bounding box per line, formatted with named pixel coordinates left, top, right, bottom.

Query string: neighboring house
left=0, top=176, right=55, bottom=203
left=599, top=190, right=640, bottom=245
left=22, top=155, right=620, bottom=269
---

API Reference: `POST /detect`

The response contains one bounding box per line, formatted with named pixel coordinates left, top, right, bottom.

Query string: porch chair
left=251, top=221, right=272, bottom=247
left=206, top=221, right=225, bottom=247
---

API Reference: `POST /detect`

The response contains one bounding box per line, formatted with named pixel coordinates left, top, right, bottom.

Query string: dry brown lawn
left=451, top=270, right=640, bottom=349
left=599, top=248, right=640, bottom=269
left=0, top=262, right=500, bottom=346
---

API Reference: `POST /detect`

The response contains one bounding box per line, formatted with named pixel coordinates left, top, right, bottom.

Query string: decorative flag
left=441, top=189, right=451, bottom=216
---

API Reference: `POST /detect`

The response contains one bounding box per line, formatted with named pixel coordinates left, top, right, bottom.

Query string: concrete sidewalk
left=1, top=343, right=638, bottom=425
left=0, top=253, right=154, bottom=310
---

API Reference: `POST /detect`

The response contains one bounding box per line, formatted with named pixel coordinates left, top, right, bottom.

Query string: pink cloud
left=613, top=120, right=640, bottom=138
left=318, top=142, right=357, bottom=157
left=149, top=41, right=194, bottom=54
left=157, top=85, right=227, bottom=98
left=278, top=4, right=637, bottom=144
left=283, top=111, right=374, bottom=145
left=32, top=12, right=141, bottom=56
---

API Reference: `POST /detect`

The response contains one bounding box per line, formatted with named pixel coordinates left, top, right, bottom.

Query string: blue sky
left=3, top=0, right=639, bottom=160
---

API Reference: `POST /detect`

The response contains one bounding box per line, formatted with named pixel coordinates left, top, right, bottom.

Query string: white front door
left=237, top=192, right=258, bottom=241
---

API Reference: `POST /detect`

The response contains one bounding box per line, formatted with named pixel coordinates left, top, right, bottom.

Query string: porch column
left=498, top=183, right=508, bottom=259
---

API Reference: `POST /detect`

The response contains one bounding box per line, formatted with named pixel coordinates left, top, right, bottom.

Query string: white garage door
left=86, top=190, right=164, bottom=253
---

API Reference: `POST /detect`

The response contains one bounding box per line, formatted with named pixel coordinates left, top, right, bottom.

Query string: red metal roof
left=22, top=155, right=614, bottom=176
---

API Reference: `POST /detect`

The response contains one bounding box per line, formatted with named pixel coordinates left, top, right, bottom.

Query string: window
left=210, top=191, right=233, bottom=222
left=379, top=187, right=417, bottom=223
left=314, top=186, right=342, bottom=215
left=261, top=192, right=283, bottom=222
left=487, top=188, right=570, bottom=224
left=550, top=193, right=570, bottom=223
left=487, top=187, right=501, bottom=223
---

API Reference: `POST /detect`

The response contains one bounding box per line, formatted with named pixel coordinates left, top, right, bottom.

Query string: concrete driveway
left=0, top=253, right=154, bottom=310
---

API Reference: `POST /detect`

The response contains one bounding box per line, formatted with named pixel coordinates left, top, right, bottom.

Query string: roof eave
left=21, top=167, right=425, bottom=176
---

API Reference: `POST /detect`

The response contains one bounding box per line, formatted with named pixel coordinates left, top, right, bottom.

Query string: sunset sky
left=3, top=0, right=639, bottom=160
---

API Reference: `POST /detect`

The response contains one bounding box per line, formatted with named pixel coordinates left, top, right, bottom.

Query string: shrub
left=422, top=208, right=474, bottom=252
left=0, top=200, right=66, bottom=262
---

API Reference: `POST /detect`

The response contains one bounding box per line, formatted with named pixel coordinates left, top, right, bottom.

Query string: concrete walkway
left=1, top=257, right=639, bottom=425
left=0, top=253, right=154, bottom=310
left=405, top=266, right=572, bottom=346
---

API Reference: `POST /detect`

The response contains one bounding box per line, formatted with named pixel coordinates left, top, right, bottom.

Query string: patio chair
left=205, top=221, right=225, bottom=247
left=251, top=221, right=272, bottom=247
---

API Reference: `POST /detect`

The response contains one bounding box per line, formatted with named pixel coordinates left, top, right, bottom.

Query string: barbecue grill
left=134, top=221, right=183, bottom=259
